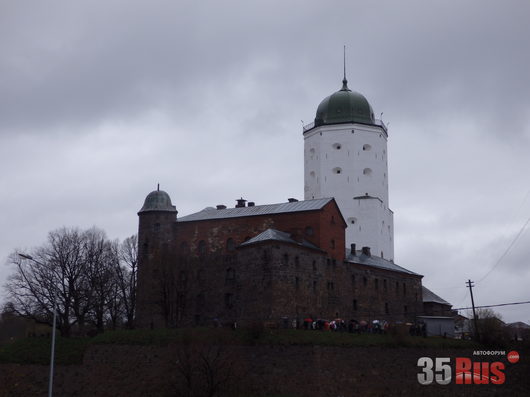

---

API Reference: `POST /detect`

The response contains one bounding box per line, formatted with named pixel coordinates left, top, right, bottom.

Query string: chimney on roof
left=361, top=246, right=371, bottom=257
left=247, top=202, right=255, bottom=207
left=350, top=243, right=356, bottom=255
left=235, top=198, right=247, bottom=208
left=288, top=198, right=298, bottom=203
left=216, top=205, right=226, bottom=210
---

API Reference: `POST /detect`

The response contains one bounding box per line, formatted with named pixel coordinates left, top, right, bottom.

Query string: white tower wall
left=304, top=122, right=394, bottom=260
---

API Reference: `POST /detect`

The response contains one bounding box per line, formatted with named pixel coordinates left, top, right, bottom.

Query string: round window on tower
left=332, top=167, right=342, bottom=174
left=332, top=143, right=342, bottom=150
left=363, top=168, right=372, bottom=176
left=347, top=217, right=357, bottom=225
left=363, top=144, right=372, bottom=151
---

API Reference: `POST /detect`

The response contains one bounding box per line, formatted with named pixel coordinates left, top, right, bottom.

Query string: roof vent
left=288, top=198, right=298, bottom=203
left=216, top=205, right=226, bottom=210
left=361, top=246, right=371, bottom=257
left=248, top=202, right=255, bottom=207
left=235, top=198, right=247, bottom=208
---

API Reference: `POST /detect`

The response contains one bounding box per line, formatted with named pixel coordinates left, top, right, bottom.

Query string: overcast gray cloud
left=1, top=0, right=529, bottom=323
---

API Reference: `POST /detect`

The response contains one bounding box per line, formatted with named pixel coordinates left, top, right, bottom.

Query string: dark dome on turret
left=138, top=188, right=177, bottom=213
left=315, top=78, right=375, bottom=127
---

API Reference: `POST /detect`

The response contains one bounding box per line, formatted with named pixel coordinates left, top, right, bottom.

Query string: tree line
left=3, top=227, right=137, bottom=337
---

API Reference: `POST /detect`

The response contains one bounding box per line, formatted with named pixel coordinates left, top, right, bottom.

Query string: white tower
left=303, top=75, right=394, bottom=260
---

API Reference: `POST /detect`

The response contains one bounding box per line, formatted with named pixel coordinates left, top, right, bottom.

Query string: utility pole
left=466, top=279, right=480, bottom=341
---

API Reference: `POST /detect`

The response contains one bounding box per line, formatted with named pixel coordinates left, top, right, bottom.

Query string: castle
left=135, top=74, right=445, bottom=328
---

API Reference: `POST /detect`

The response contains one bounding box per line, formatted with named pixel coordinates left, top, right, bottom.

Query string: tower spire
left=341, top=45, right=350, bottom=91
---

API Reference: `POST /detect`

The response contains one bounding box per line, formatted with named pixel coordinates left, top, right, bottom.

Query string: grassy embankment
left=0, top=327, right=480, bottom=365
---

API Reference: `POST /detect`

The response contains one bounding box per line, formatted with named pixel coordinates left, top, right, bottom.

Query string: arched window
left=180, top=241, right=189, bottom=254
left=226, top=238, right=235, bottom=252
left=198, top=240, right=206, bottom=255
left=226, top=268, right=235, bottom=281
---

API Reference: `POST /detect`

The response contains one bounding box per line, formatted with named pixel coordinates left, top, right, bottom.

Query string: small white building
left=303, top=76, right=394, bottom=260
left=417, top=316, right=455, bottom=338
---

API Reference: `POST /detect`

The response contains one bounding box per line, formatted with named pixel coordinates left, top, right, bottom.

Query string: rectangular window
left=353, top=299, right=357, bottom=310
left=224, top=293, right=234, bottom=309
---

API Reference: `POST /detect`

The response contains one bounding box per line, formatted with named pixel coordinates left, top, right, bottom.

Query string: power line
left=453, top=300, right=530, bottom=311
left=477, top=215, right=530, bottom=283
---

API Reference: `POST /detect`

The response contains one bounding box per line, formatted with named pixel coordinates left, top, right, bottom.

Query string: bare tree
left=115, top=234, right=138, bottom=329
left=5, top=227, right=86, bottom=336
left=83, top=227, right=118, bottom=333
left=4, top=226, right=133, bottom=336
left=174, top=336, right=239, bottom=397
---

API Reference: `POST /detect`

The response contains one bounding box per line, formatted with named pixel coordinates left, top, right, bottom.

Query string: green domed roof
left=315, top=78, right=375, bottom=127
left=139, top=189, right=177, bottom=213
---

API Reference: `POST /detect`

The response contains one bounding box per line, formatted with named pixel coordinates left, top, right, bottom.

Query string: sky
left=1, top=0, right=529, bottom=323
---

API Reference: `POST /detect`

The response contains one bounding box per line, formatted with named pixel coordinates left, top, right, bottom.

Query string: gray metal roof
left=345, top=248, right=422, bottom=276
left=422, top=286, right=451, bottom=306
left=240, top=228, right=322, bottom=251
left=178, top=198, right=334, bottom=222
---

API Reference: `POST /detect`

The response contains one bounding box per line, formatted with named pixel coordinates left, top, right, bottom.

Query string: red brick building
left=135, top=189, right=425, bottom=328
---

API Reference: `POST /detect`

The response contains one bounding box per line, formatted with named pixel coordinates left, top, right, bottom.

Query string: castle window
left=226, top=238, right=235, bottom=252
left=313, top=280, right=317, bottom=292
left=226, top=268, right=235, bottom=282
left=295, top=256, right=300, bottom=266
left=331, top=216, right=335, bottom=224
left=404, top=305, right=408, bottom=314
left=363, top=144, right=371, bottom=151
left=154, top=223, right=161, bottom=232
left=198, top=240, right=207, bottom=255
left=196, top=293, right=205, bottom=311
left=180, top=241, right=189, bottom=254
left=374, top=279, right=379, bottom=290
left=383, top=279, right=387, bottom=291
left=396, top=281, right=399, bottom=295
left=363, top=168, right=372, bottom=176
left=295, top=277, right=299, bottom=290
left=332, top=259, right=336, bottom=266
left=385, top=302, right=389, bottom=314
left=331, top=239, right=335, bottom=249
left=403, top=283, right=407, bottom=296
left=312, top=260, right=317, bottom=271
left=351, top=275, right=356, bottom=285
left=282, top=253, right=289, bottom=265
left=326, top=281, right=334, bottom=290
left=353, top=299, right=358, bottom=310
left=224, top=293, right=234, bottom=309
left=363, top=277, right=367, bottom=287
left=305, top=226, right=314, bottom=236
left=179, top=271, right=187, bottom=289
